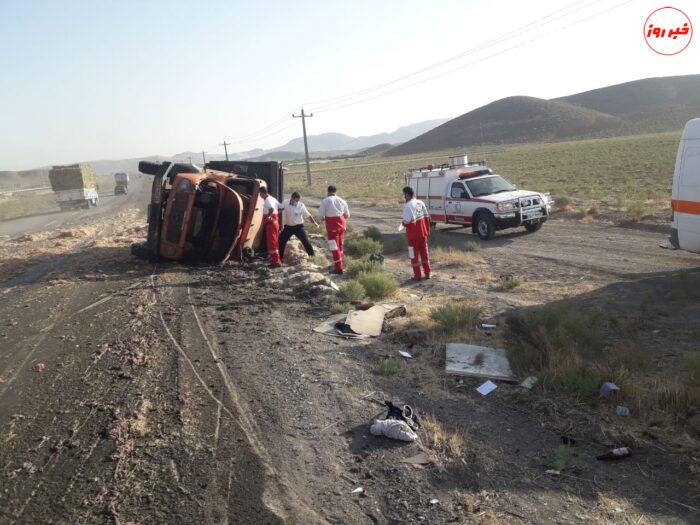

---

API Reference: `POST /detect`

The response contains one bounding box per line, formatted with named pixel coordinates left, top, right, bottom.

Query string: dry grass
left=421, top=415, right=464, bottom=457
left=431, top=247, right=483, bottom=268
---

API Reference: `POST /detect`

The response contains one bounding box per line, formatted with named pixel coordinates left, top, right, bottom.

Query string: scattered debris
left=659, top=242, right=678, bottom=250
left=429, top=498, right=439, bottom=505
left=560, top=436, right=576, bottom=447
left=481, top=323, right=497, bottom=329
left=313, top=314, right=368, bottom=339
left=445, top=343, right=516, bottom=382
left=15, top=234, right=37, bottom=243
left=545, top=469, right=561, bottom=476
left=401, top=452, right=431, bottom=466
left=599, top=382, right=620, bottom=398
left=347, top=305, right=386, bottom=337
left=476, top=380, right=497, bottom=396
left=351, top=487, right=364, bottom=494
left=615, top=405, right=630, bottom=417
left=399, top=351, right=412, bottom=359
left=597, top=447, right=631, bottom=461
left=370, top=419, right=418, bottom=442
left=381, top=303, right=407, bottom=319
left=519, top=376, right=538, bottom=390
left=34, top=363, right=46, bottom=373
left=369, top=253, right=384, bottom=264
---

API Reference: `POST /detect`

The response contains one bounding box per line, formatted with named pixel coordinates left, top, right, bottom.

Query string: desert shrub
left=330, top=302, right=354, bottom=314
left=685, top=354, right=700, bottom=381
left=431, top=247, right=481, bottom=268
left=345, top=237, right=382, bottom=257
left=555, top=195, right=571, bottom=211
left=550, top=444, right=574, bottom=471
left=429, top=300, right=482, bottom=331
left=501, top=275, right=523, bottom=289
left=381, top=234, right=408, bottom=254
left=339, top=280, right=366, bottom=302
left=379, top=358, right=398, bottom=377
left=345, top=258, right=385, bottom=276
left=308, top=253, right=329, bottom=267
left=625, top=202, right=645, bottom=222
left=505, top=306, right=600, bottom=375
left=561, top=366, right=602, bottom=400
left=363, top=226, right=383, bottom=242
left=465, top=241, right=480, bottom=252
left=356, top=271, right=398, bottom=300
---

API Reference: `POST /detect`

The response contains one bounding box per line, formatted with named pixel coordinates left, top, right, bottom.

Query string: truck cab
left=406, top=155, right=552, bottom=240
left=670, top=118, right=700, bottom=253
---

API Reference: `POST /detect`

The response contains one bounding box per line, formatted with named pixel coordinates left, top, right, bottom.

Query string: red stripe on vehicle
left=672, top=199, right=700, bottom=215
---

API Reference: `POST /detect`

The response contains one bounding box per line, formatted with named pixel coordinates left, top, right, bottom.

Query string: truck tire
left=475, top=213, right=496, bottom=240
left=429, top=221, right=436, bottom=229
left=524, top=221, right=542, bottom=233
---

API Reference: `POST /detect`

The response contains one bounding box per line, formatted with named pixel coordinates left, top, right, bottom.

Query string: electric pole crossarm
left=292, top=108, right=314, bottom=187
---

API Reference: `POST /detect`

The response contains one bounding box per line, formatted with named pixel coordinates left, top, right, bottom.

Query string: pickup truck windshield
left=466, top=175, right=515, bottom=197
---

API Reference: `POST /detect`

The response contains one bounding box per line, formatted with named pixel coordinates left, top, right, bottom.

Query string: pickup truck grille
left=519, top=196, right=541, bottom=208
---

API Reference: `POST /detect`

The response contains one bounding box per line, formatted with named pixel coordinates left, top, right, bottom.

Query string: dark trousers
left=279, top=224, right=315, bottom=259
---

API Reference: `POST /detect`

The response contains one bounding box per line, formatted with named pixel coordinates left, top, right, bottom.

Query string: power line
left=310, top=0, right=634, bottom=115
left=304, top=0, right=603, bottom=111
left=219, top=140, right=231, bottom=161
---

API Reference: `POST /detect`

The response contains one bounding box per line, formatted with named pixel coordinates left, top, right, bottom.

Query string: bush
left=382, top=234, right=408, bottom=254
left=465, top=241, right=480, bottom=252
left=429, top=300, right=483, bottom=331
left=501, top=275, right=523, bottom=289
left=339, top=280, right=366, bottom=302
left=308, top=253, right=329, bottom=267
left=356, top=271, right=398, bottom=300
left=505, top=306, right=600, bottom=376
left=330, top=302, right=354, bottom=314
left=379, top=358, right=398, bottom=377
left=556, top=195, right=572, bottom=211
left=363, top=226, right=383, bottom=242
left=625, top=202, right=645, bottom=222
left=345, top=237, right=382, bottom=257
left=346, top=258, right=385, bottom=276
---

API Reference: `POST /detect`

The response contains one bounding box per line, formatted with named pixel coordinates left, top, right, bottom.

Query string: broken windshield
left=466, top=175, right=515, bottom=197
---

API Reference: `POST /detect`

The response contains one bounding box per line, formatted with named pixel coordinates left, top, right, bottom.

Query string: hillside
left=387, top=75, right=700, bottom=156
left=387, top=97, right=620, bottom=156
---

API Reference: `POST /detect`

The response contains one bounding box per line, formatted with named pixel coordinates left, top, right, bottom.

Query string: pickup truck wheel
left=429, top=221, right=436, bottom=229
left=524, top=221, right=542, bottom=233
left=476, top=214, right=496, bottom=240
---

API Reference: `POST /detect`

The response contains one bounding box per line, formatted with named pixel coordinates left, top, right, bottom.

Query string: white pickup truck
left=406, top=155, right=552, bottom=240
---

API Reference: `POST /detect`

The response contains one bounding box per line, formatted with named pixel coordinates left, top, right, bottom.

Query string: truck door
left=445, top=181, right=469, bottom=224
left=676, top=145, right=700, bottom=252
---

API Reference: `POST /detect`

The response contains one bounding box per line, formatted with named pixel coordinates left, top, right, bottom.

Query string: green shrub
left=550, top=444, right=574, bottom=471
left=429, top=300, right=483, bottom=331
left=330, top=302, right=354, bottom=314
left=561, top=366, right=602, bottom=400
left=379, top=358, right=398, bottom=377
left=685, top=354, right=700, bottom=381
left=308, top=253, right=329, bottom=267
left=356, top=271, right=398, bottom=300
left=363, top=226, right=383, bottom=242
left=382, top=234, right=408, bottom=254
left=556, top=195, right=571, bottom=210
left=339, top=280, right=366, bottom=302
left=465, top=241, right=480, bottom=252
left=625, top=202, right=645, bottom=222
left=502, top=275, right=523, bottom=289
left=346, top=258, right=385, bottom=276
left=345, top=237, right=382, bottom=257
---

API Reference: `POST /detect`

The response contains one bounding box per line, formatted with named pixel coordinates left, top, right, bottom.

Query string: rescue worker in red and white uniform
left=319, top=185, right=350, bottom=274
left=260, top=186, right=282, bottom=267
left=402, top=186, right=431, bottom=280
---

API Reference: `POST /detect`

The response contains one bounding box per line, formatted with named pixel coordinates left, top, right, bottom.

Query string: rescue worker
left=402, top=186, right=431, bottom=280
left=278, top=191, right=319, bottom=260
left=260, top=186, right=282, bottom=267
left=319, top=185, right=350, bottom=274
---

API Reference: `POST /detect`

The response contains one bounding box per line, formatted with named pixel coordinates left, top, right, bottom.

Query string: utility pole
left=201, top=151, right=207, bottom=166
left=188, top=155, right=193, bottom=164
left=219, top=140, right=231, bottom=161
left=292, top=108, right=314, bottom=187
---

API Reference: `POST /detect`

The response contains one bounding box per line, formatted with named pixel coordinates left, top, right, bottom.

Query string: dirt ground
left=1, top=199, right=699, bottom=524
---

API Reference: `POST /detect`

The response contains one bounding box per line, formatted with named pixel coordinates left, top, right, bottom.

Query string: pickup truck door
left=445, top=181, right=470, bottom=223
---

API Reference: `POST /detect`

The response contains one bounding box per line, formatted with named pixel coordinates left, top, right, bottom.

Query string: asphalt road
left=0, top=177, right=149, bottom=238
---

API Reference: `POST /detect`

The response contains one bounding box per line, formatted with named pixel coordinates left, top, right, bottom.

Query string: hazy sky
left=1, top=0, right=697, bottom=170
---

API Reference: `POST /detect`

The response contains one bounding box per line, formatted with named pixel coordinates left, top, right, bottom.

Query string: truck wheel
left=524, top=221, right=542, bottom=233
left=429, top=221, right=436, bottom=229
left=476, top=214, right=496, bottom=240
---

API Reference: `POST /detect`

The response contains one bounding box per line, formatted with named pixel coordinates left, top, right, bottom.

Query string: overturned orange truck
left=131, top=160, right=283, bottom=263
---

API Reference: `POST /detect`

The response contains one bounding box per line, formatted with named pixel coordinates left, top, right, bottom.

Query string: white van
left=670, top=119, right=700, bottom=253
left=406, top=155, right=552, bottom=240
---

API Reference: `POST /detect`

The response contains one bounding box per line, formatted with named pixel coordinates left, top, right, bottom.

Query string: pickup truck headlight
left=496, top=200, right=518, bottom=212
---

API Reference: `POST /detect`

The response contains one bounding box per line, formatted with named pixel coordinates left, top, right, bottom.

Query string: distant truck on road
left=48, top=164, right=99, bottom=210
left=114, top=172, right=129, bottom=195
left=406, top=155, right=552, bottom=240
